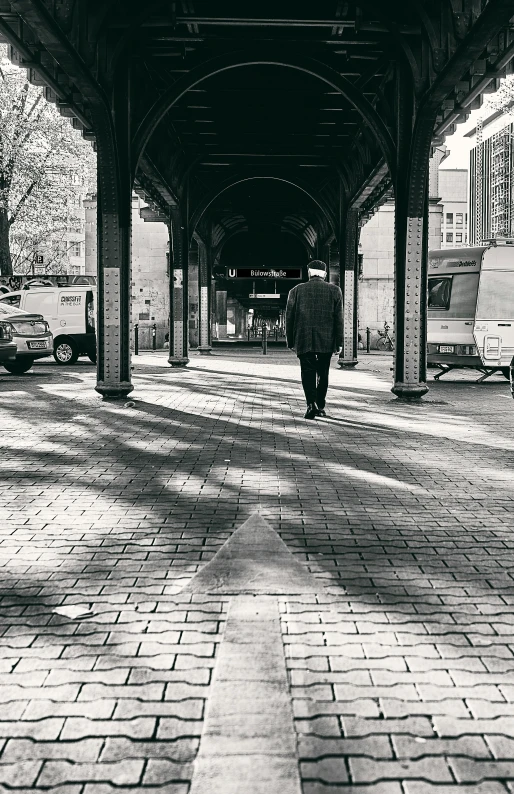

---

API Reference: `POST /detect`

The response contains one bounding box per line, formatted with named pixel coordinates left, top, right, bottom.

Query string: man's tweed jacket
left=285, top=276, right=344, bottom=355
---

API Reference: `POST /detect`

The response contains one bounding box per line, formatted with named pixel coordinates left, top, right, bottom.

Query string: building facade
left=439, top=170, right=468, bottom=248
left=468, top=111, right=514, bottom=244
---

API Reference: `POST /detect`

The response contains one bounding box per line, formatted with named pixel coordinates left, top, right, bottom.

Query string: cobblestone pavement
left=1, top=350, right=514, bottom=793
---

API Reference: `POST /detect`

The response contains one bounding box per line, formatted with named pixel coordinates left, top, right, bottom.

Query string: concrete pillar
left=168, top=207, right=189, bottom=367
left=188, top=241, right=199, bottom=349
left=216, top=290, right=228, bottom=339
left=198, top=241, right=212, bottom=354
left=211, top=279, right=217, bottom=339
left=234, top=302, right=246, bottom=337
left=338, top=209, right=359, bottom=369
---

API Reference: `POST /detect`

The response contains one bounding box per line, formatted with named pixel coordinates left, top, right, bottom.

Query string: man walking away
left=285, top=260, right=343, bottom=419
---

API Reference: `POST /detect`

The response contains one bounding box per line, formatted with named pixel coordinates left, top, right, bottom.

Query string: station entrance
left=208, top=179, right=318, bottom=344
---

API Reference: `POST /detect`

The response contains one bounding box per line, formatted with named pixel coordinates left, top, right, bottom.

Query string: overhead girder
left=132, top=48, right=397, bottom=182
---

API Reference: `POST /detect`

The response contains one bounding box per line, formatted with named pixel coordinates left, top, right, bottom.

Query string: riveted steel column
left=95, top=65, right=133, bottom=399
left=338, top=209, right=359, bottom=369
left=168, top=207, right=189, bottom=367
left=197, top=240, right=212, bottom=354
left=391, top=67, right=429, bottom=400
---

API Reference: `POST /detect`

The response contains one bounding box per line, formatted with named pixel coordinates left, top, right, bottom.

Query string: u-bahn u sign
left=227, top=268, right=302, bottom=279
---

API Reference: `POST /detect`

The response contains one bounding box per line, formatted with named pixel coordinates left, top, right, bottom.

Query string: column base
left=338, top=358, right=358, bottom=368
left=95, top=381, right=134, bottom=399
left=391, top=381, right=429, bottom=399
left=168, top=356, right=190, bottom=367
left=197, top=346, right=213, bottom=355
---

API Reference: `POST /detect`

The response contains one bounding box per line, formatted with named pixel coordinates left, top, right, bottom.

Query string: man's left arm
left=333, top=287, right=344, bottom=352
left=285, top=288, right=296, bottom=349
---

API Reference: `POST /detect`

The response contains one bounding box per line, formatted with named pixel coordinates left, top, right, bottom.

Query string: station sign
left=249, top=293, right=281, bottom=299
left=227, top=268, right=301, bottom=279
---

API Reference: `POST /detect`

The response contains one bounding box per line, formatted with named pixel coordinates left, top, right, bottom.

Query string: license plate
left=28, top=340, right=48, bottom=349
left=439, top=345, right=454, bottom=353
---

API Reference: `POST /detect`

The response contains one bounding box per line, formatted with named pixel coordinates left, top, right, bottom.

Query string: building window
left=456, top=213, right=463, bottom=226
left=446, top=233, right=453, bottom=243
left=68, top=242, right=81, bottom=257
left=441, top=233, right=444, bottom=242
left=456, top=233, right=463, bottom=243
left=446, top=212, right=453, bottom=225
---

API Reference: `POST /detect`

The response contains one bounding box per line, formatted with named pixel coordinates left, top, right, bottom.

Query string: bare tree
left=0, top=47, right=95, bottom=276
left=487, top=74, right=514, bottom=118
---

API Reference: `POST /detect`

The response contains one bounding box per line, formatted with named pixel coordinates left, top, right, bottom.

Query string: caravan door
left=474, top=247, right=514, bottom=368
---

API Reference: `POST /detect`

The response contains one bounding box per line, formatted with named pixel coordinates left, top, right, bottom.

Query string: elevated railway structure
left=0, top=1, right=513, bottom=398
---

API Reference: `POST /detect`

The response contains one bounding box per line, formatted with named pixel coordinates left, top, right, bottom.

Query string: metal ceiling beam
left=133, top=48, right=396, bottom=180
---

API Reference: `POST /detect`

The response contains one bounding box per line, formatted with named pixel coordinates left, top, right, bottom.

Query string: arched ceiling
left=208, top=179, right=322, bottom=261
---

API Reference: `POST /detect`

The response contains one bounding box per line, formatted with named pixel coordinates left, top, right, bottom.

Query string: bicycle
left=376, top=321, right=394, bottom=352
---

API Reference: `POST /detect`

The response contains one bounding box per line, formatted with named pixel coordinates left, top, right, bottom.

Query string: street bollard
left=262, top=325, right=267, bottom=355
left=247, top=327, right=251, bottom=342
left=366, top=327, right=370, bottom=353
left=134, top=324, right=139, bottom=356
left=274, top=328, right=278, bottom=342
left=152, top=323, right=157, bottom=351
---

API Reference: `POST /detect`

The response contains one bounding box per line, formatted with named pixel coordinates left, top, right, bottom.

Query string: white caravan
left=427, top=242, right=514, bottom=381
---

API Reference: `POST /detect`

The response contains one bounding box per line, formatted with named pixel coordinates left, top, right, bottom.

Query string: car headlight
left=0, top=321, right=12, bottom=341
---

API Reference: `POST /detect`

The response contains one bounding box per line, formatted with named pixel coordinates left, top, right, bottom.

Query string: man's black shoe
left=317, top=409, right=327, bottom=417
left=304, top=403, right=319, bottom=419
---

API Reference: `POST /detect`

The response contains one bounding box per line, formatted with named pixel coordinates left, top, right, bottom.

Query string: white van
left=0, top=286, right=96, bottom=365
left=428, top=242, right=514, bottom=381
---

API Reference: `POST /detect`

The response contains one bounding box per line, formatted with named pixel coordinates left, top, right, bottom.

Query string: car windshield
left=0, top=301, right=29, bottom=316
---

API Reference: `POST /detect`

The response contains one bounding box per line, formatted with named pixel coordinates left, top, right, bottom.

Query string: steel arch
left=132, top=49, right=397, bottom=181
left=189, top=175, right=336, bottom=242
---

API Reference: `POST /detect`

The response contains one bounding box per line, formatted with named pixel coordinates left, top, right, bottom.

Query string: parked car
left=0, top=321, right=17, bottom=366
left=0, top=303, right=53, bottom=374
left=0, top=286, right=96, bottom=365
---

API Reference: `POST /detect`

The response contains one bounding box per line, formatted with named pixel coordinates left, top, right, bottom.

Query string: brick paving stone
left=83, top=788, right=189, bottom=794
left=37, top=760, right=145, bottom=786
left=99, top=737, right=199, bottom=762
left=404, top=786, right=510, bottom=794
left=1, top=738, right=103, bottom=762
left=0, top=762, right=42, bottom=786
left=4, top=352, right=514, bottom=791
left=302, top=786, right=403, bottom=794
left=300, top=758, right=349, bottom=783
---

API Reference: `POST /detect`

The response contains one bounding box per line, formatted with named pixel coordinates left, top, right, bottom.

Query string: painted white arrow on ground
left=183, top=513, right=322, bottom=794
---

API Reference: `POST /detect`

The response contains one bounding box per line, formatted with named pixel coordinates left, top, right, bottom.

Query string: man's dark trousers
left=298, top=352, right=332, bottom=410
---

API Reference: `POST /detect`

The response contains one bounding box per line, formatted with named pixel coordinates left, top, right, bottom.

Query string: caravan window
left=428, top=277, right=452, bottom=309
left=477, top=270, right=514, bottom=320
